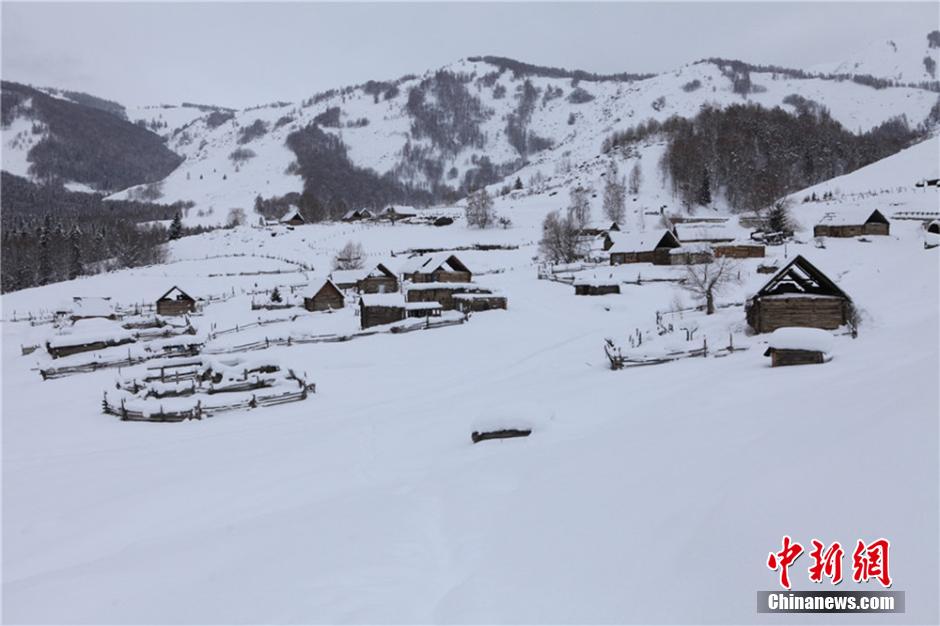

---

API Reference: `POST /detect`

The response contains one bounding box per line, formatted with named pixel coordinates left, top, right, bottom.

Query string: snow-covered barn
left=608, top=230, right=681, bottom=265
left=763, top=327, right=834, bottom=367
left=156, top=286, right=197, bottom=316
left=745, top=255, right=853, bottom=333
left=304, top=280, right=345, bottom=312
left=279, top=206, right=306, bottom=226
left=814, top=209, right=890, bottom=238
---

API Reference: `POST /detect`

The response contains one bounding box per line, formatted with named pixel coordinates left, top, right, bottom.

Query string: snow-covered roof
left=817, top=208, right=888, bottom=226
left=608, top=230, right=680, bottom=254
left=405, top=282, right=481, bottom=292
left=400, top=253, right=471, bottom=275
left=359, top=293, right=405, bottom=308
left=279, top=206, right=304, bottom=223
left=157, top=286, right=195, bottom=302
left=766, top=327, right=835, bottom=353
left=330, top=269, right=368, bottom=285
left=404, top=301, right=442, bottom=310
left=47, top=318, right=133, bottom=348
left=573, top=275, right=619, bottom=287
left=70, top=296, right=114, bottom=317
left=668, top=243, right=713, bottom=255
left=674, top=223, right=737, bottom=242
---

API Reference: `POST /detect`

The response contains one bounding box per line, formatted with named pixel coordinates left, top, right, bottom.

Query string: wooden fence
left=102, top=383, right=316, bottom=422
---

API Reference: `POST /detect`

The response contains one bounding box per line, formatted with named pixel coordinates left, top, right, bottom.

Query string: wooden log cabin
left=745, top=255, right=853, bottom=333
left=608, top=230, right=681, bottom=265
left=664, top=244, right=713, bottom=265
left=279, top=206, right=306, bottom=226
left=813, top=209, right=890, bottom=238
left=156, top=286, right=197, bottom=316
left=304, top=280, right=345, bottom=312
left=46, top=319, right=135, bottom=359
left=359, top=294, right=406, bottom=329
left=402, top=253, right=472, bottom=283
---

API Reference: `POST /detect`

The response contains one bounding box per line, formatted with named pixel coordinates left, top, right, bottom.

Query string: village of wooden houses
left=5, top=146, right=938, bottom=435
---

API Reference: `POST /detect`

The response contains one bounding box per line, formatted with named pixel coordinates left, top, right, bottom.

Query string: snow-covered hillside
left=3, top=156, right=938, bottom=622
left=813, top=30, right=940, bottom=84
left=97, top=56, right=939, bottom=225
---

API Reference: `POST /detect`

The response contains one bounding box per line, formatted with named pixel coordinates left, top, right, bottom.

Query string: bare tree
left=628, top=161, right=642, bottom=195
left=465, top=188, right=496, bottom=228
left=567, top=187, right=591, bottom=229
left=680, top=257, right=742, bottom=315
left=333, top=241, right=365, bottom=270
left=602, top=161, right=626, bottom=224
left=227, top=207, right=246, bottom=227
left=539, top=210, right=584, bottom=263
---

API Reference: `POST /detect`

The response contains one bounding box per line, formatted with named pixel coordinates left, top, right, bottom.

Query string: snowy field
left=3, top=161, right=939, bottom=623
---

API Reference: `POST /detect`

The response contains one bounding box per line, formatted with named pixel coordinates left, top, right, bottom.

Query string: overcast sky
left=2, top=2, right=936, bottom=109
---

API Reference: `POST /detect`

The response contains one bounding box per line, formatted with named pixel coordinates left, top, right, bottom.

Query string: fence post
left=703, top=337, right=708, bottom=357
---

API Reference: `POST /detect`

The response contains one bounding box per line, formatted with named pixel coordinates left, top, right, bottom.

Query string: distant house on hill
left=745, top=255, right=853, bottom=333
left=926, top=220, right=939, bottom=249
left=304, top=280, right=345, bottom=312
left=156, top=286, right=196, bottom=316
left=279, top=206, right=306, bottom=226
left=376, top=206, right=416, bottom=221
left=580, top=221, right=621, bottom=237
left=341, top=209, right=375, bottom=222
left=608, top=230, right=681, bottom=265
left=814, top=209, right=889, bottom=238
left=401, top=253, right=472, bottom=283
left=915, top=178, right=940, bottom=188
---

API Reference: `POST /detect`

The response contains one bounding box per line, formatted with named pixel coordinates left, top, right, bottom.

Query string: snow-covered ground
left=3, top=144, right=938, bottom=622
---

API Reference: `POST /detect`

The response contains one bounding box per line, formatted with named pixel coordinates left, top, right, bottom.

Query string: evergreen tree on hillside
left=513, top=177, right=523, bottom=191
left=168, top=212, right=183, bottom=240
left=766, top=200, right=794, bottom=235
left=37, top=220, right=53, bottom=286
left=697, top=168, right=712, bottom=206
left=68, top=227, right=83, bottom=280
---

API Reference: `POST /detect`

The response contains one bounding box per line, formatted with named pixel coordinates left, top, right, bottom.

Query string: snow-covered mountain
left=4, top=43, right=939, bottom=225
left=813, top=29, right=940, bottom=84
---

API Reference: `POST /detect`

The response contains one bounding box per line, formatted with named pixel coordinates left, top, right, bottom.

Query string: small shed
left=405, top=301, right=443, bottom=319
left=402, top=253, right=472, bottom=283
left=745, top=255, right=853, bottom=333
left=763, top=327, right=834, bottom=367
left=573, top=278, right=621, bottom=295
left=304, top=280, right=345, bottom=312
left=609, top=230, right=681, bottom=265
left=279, top=206, right=306, bottom=226
left=156, top=286, right=196, bottom=316
left=46, top=318, right=135, bottom=359
left=813, top=209, right=889, bottom=238
left=359, top=294, right=406, bottom=329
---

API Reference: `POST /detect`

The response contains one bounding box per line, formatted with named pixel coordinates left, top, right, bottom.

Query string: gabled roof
left=817, top=209, right=889, bottom=227
left=753, top=255, right=850, bottom=301
left=400, top=253, right=471, bottom=275
left=280, top=206, right=305, bottom=223
left=608, top=230, right=680, bottom=254
left=330, top=268, right=367, bottom=285
left=364, top=262, right=397, bottom=279
left=311, top=279, right=343, bottom=300
left=157, top=285, right=195, bottom=302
